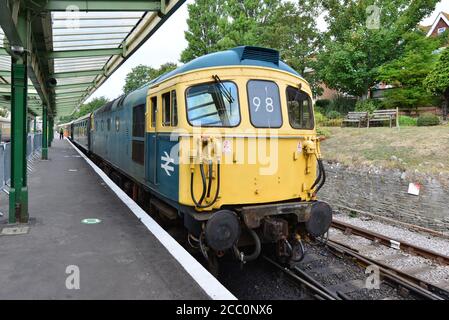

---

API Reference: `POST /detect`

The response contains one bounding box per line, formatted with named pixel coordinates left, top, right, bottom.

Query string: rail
left=331, top=220, right=449, bottom=265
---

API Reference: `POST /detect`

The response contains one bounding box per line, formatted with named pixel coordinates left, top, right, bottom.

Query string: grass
left=320, top=125, right=449, bottom=174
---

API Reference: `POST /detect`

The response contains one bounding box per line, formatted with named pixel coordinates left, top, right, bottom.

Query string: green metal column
left=48, top=116, right=52, bottom=147
left=42, top=107, right=48, bottom=160
left=33, top=117, right=37, bottom=133
left=8, top=14, right=29, bottom=224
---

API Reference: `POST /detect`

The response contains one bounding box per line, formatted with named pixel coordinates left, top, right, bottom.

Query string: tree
left=123, top=63, right=177, bottom=94
left=261, top=0, right=322, bottom=95
left=316, top=0, right=438, bottom=99
left=261, top=1, right=319, bottom=73
left=218, top=0, right=281, bottom=49
left=180, top=0, right=225, bottom=62
left=377, top=31, right=443, bottom=109
left=424, top=47, right=449, bottom=120
left=77, top=96, right=110, bottom=117
left=181, top=0, right=283, bottom=62
left=181, top=0, right=322, bottom=94
left=58, top=96, right=110, bottom=122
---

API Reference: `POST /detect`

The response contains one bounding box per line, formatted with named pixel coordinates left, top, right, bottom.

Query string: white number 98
left=253, top=96, right=274, bottom=113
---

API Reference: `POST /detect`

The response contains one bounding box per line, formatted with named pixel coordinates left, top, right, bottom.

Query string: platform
left=0, top=138, right=234, bottom=300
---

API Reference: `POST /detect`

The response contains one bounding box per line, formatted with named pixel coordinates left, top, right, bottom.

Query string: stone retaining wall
left=319, top=161, right=449, bottom=231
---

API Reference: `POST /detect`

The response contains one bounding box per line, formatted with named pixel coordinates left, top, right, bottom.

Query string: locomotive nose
left=305, top=201, right=333, bottom=237
left=205, top=210, right=241, bottom=251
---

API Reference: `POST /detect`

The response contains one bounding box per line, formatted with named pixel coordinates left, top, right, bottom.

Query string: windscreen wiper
left=212, top=75, right=234, bottom=104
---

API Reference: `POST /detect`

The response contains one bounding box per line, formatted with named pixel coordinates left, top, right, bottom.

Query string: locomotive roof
left=88, top=46, right=303, bottom=118
left=150, top=46, right=302, bottom=86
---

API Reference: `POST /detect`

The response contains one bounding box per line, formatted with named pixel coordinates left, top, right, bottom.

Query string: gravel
left=333, top=213, right=449, bottom=257
left=329, top=227, right=449, bottom=288
left=218, top=242, right=412, bottom=300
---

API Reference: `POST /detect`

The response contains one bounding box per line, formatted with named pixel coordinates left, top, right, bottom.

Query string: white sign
left=222, top=140, right=232, bottom=154
left=407, top=182, right=420, bottom=196
left=161, top=151, right=175, bottom=176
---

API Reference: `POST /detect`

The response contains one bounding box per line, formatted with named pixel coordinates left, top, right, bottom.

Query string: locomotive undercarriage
left=193, top=201, right=333, bottom=267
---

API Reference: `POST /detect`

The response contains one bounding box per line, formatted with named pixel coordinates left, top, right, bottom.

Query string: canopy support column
left=42, top=107, right=48, bottom=160
left=48, top=116, right=53, bottom=147
left=8, top=13, right=29, bottom=224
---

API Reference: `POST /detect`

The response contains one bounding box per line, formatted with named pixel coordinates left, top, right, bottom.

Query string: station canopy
left=0, top=0, right=185, bottom=117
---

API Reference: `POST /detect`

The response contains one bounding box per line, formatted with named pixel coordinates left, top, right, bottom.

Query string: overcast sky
left=88, top=0, right=449, bottom=102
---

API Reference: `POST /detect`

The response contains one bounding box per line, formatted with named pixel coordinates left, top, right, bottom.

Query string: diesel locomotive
left=65, top=46, right=332, bottom=264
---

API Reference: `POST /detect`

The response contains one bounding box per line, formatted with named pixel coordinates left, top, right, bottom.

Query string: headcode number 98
left=252, top=96, right=274, bottom=113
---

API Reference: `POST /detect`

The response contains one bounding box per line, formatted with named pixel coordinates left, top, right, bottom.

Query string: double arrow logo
left=161, top=151, right=174, bottom=176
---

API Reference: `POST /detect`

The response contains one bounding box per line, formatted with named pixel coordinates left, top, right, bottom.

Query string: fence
left=0, top=133, right=42, bottom=189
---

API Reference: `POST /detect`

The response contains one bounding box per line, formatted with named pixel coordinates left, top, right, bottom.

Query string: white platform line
left=66, top=138, right=236, bottom=300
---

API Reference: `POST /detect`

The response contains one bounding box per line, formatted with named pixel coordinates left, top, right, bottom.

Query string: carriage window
left=247, top=80, right=282, bottom=128
left=186, top=81, right=239, bottom=127
left=107, top=118, right=111, bottom=131
left=286, top=86, right=314, bottom=129
left=132, top=104, right=145, bottom=137
left=162, top=92, right=171, bottom=126
left=150, top=97, right=157, bottom=128
left=101, top=120, right=104, bottom=131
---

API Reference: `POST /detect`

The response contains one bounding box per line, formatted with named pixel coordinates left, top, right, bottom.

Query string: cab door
left=147, top=95, right=158, bottom=185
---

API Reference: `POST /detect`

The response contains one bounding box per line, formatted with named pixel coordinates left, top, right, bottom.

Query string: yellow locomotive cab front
left=176, top=67, right=321, bottom=209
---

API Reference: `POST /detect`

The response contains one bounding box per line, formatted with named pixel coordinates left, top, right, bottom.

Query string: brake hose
left=206, top=160, right=213, bottom=198
left=198, top=162, right=207, bottom=205
left=310, top=154, right=322, bottom=191
left=190, top=162, right=221, bottom=209
left=315, top=159, right=326, bottom=193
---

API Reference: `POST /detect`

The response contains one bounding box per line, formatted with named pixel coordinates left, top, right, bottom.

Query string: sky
left=88, top=0, right=449, bottom=102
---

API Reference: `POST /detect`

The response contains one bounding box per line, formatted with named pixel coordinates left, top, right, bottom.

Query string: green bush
left=417, top=113, right=440, bottom=126
left=314, top=111, right=327, bottom=125
left=316, top=127, right=331, bottom=138
left=326, top=110, right=341, bottom=119
left=315, top=99, right=331, bottom=109
left=355, top=99, right=379, bottom=114
left=399, top=115, right=417, bottom=126
left=322, top=118, right=343, bottom=127
left=329, top=95, right=357, bottom=114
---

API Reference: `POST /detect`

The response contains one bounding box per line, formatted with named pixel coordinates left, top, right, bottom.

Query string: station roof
left=0, top=0, right=185, bottom=117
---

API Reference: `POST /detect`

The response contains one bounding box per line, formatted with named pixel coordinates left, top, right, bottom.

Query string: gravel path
left=333, top=213, right=449, bottom=257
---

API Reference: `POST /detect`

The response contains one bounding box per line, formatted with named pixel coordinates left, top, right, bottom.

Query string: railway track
left=329, top=220, right=449, bottom=299
left=264, top=241, right=446, bottom=300
left=331, top=220, right=449, bottom=264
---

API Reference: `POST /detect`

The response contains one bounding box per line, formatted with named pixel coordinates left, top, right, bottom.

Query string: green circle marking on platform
left=81, top=218, right=102, bottom=225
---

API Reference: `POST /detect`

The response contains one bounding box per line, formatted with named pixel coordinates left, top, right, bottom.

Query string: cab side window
left=162, top=90, right=178, bottom=127
left=150, top=97, right=157, bottom=128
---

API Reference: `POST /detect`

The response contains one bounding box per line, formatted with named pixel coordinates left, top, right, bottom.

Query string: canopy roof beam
left=48, top=48, right=122, bottom=59
left=39, top=0, right=163, bottom=12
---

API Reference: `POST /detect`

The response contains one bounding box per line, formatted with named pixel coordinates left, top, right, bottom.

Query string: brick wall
left=429, top=17, right=449, bottom=37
